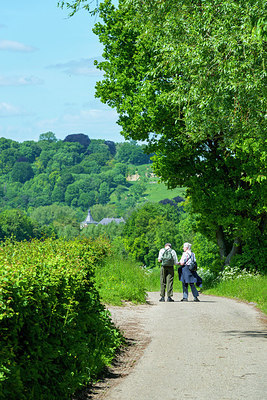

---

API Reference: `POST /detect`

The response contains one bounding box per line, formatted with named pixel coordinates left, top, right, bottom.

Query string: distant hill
left=0, top=134, right=185, bottom=218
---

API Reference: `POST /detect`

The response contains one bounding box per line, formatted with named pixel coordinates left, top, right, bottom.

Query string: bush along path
left=89, top=292, right=267, bottom=400
left=0, top=238, right=123, bottom=400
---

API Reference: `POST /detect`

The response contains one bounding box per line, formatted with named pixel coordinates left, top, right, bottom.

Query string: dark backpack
left=187, top=253, right=198, bottom=272
left=162, top=248, right=174, bottom=267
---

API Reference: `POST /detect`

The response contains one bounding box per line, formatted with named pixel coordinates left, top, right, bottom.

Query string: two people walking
left=158, top=242, right=201, bottom=302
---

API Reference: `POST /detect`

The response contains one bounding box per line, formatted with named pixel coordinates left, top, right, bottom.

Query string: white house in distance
left=80, top=209, right=125, bottom=229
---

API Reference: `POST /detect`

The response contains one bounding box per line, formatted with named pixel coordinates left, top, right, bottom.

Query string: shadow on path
left=73, top=337, right=140, bottom=400
left=223, top=330, right=267, bottom=338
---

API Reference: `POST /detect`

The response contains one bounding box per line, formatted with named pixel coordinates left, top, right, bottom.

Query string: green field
left=144, top=181, right=186, bottom=202
left=128, top=164, right=186, bottom=203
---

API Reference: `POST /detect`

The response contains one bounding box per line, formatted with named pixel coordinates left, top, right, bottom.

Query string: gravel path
left=83, top=292, right=267, bottom=400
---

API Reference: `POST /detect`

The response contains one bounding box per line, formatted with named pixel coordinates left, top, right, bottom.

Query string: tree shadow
left=72, top=337, right=142, bottom=400
left=223, top=330, right=267, bottom=338
left=175, top=300, right=217, bottom=303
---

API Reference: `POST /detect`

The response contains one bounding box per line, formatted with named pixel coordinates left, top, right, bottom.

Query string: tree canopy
left=0, top=133, right=156, bottom=221
left=88, top=0, right=266, bottom=266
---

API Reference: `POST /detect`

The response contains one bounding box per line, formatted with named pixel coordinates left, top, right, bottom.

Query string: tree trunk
left=259, top=213, right=266, bottom=235
left=225, top=238, right=241, bottom=266
left=216, top=226, right=227, bottom=259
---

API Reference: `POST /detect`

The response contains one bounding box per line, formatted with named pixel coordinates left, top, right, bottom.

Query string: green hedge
left=0, top=238, right=122, bottom=400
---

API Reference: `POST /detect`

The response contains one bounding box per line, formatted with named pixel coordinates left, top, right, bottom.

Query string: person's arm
left=158, top=248, right=163, bottom=262
left=179, top=252, right=186, bottom=266
left=172, top=250, right=179, bottom=265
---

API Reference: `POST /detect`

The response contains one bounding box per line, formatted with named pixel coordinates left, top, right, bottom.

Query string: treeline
left=0, top=131, right=265, bottom=271
left=0, top=132, right=151, bottom=212
left=1, top=199, right=265, bottom=274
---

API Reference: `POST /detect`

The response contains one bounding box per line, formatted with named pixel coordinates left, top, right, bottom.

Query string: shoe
left=159, top=297, right=165, bottom=302
left=180, top=298, right=188, bottom=302
left=167, top=297, right=174, bottom=302
left=193, top=297, right=200, bottom=302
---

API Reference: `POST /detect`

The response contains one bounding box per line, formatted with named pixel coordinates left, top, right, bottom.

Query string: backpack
left=161, top=248, right=174, bottom=267
left=187, top=253, right=198, bottom=272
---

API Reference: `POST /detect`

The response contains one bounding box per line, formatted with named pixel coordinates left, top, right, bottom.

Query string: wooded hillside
left=0, top=132, right=155, bottom=212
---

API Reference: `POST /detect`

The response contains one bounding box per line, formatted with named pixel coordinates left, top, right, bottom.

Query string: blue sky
left=0, top=0, right=123, bottom=143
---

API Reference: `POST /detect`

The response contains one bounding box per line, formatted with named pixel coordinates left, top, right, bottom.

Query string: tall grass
left=146, top=266, right=267, bottom=315
left=204, top=275, right=267, bottom=315
left=95, top=255, right=148, bottom=305
left=95, top=255, right=267, bottom=315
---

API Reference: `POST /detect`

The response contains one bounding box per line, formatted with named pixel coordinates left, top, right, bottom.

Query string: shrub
left=0, top=237, right=122, bottom=400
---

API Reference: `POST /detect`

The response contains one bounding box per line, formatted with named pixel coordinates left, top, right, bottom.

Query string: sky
left=0, top=0, right=123, bottom=143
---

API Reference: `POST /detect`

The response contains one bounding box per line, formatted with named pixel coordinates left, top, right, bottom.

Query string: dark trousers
left=160, top=266, right=174, bottom=298
left=182, top=282, right=199, bottom=299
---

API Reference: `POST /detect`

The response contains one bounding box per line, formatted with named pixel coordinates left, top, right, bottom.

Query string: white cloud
left=35, top=107, right=121, bottom=140
left=0, top=102, right=23, bottom=117
left=47, top=57, right=103, bottom=76
left=0, top=75, right=43, bottom=86
left=62, top=108, right=118, bottom=125
left=0, top=39, right=36, bottom=52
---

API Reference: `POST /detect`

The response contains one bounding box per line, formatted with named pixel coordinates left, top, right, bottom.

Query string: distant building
left=80, top=209, right=125, bottom=228
left=80, top=209, right=98, bottom=228
left=98, top=217, right=125, bottom=225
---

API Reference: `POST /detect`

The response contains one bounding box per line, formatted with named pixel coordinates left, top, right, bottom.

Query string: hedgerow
left=0, top=237, right=122, bottom=400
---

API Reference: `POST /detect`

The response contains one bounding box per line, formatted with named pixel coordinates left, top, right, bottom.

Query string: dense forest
left=0, top=132, right=151, bottom=212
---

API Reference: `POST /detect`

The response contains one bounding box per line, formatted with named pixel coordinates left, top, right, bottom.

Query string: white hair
left=183, top=242, right=191, bottom=250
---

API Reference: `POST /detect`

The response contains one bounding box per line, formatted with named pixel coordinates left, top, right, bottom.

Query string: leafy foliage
left=0, top=134, right=154, bottom=214
left=0, top=237, right=122, bottom=399
left=11, top=162, right=34, bottom=183
left=0, top=209, right=46, bottom=241
left=92, top=0, right=266, bottom=267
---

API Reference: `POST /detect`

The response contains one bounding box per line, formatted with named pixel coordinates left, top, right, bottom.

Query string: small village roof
left=98, top=217, right=125, bottom=226
left=80, top=209, right=98, bottom=228
left=80, top=210, right=125, bottom=228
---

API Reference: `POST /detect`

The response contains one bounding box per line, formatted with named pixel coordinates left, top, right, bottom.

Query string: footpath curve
left=85, top=292, right=267, bottom=400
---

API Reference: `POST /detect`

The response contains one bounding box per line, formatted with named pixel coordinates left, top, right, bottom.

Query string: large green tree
left=0, top=209, right=39, bottom=241
left=84, top=0, right=265, bottom=267
left=11, top=162, right=34, bottom=183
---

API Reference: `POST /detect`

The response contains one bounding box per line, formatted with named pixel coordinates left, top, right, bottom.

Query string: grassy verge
left=204, top=275, right=267, bottom=315
left=95, top=255, right=148, bottom=305
left=95, top=262, right=185, bottom=305
left=95, top=256, right=267, bottom=316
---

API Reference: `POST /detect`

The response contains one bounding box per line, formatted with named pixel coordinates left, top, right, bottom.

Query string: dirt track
left=78, top=292, right=267, bottom=400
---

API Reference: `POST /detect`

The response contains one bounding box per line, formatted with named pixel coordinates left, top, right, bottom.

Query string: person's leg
left=190, top=283, right=199, bottom=298
left=160, top=267, right=166, bottom=298
left=166, top=266, right=174, bottom=298
left=182, top=283, right=189, bottom=299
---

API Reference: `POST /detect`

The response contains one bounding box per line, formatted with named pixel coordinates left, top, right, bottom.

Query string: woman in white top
left=178, top=242, right=200, bottom=302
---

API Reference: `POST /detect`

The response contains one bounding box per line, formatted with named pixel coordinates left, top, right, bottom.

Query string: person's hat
left=165, top=243, right=172, bottom=247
